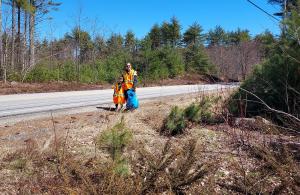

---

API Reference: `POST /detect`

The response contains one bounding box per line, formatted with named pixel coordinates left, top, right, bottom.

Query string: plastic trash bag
left=126, top=89, right=139, bottom=109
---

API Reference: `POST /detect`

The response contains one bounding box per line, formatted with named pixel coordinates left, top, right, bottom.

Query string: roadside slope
left=0, top=89, right=298, bottom=194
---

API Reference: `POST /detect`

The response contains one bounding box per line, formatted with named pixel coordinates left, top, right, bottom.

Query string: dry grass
left=0, top=81, right=107, bottom=95
left=0, top=91, right=299, bottom=194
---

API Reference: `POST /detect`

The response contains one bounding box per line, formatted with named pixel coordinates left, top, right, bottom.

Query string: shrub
left=96, top=61, right=108, bottom=83
left=197, top=96, right=215, bottom=123
left=184, top=96, right=220, bottom=124
left=96, top=117, right=132, bottom=176
left=60, top=62, right=77, bottom=81
left=137, top=138, right=218, bottom=194
left=162, top=97, right=221, bottom=136
left=96, top=117, right=132, bottom=161
left=162, top=106, right=186, bottom=136
left=79, top=65, right=96, bottom=83
left=7, top=71, right=22, bottom=82
left=184, top=103, right=202, bottom=123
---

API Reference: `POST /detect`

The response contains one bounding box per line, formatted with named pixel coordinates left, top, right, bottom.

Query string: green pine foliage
left=228, top=3, right=300, bottom=129
left=162, top=96, right=220, bottom=136
left=184, top=103, right=202, bottom=123
left=163, top=106, right=186, bottom=136
left=185, top=45, right=215, bottom=74
left=96, top=117, right=132, bottom=161
left=16, top=17, right=217, bottom=84
left=96, top=117, right=132, bottom=175
left=184, top=96, right=219, bottom=124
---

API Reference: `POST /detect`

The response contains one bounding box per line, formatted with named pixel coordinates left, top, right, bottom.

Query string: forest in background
left=0, top=0, right=274, bottom=84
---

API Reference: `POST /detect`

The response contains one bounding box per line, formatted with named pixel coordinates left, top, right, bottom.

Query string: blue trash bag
left=126, top=89, right=139, bottom=109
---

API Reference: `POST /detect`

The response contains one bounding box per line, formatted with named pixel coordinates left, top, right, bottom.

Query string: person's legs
left=120, top=104, right=124, bottom=111
left=124, top=89, right=130, bottom=110
left=124, top=90, right=129, bottom=101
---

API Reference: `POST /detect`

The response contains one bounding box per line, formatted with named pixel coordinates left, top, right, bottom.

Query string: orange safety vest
left=123, top=69, right=137, bottom=91
left=113, top=83, right=125, bottom=104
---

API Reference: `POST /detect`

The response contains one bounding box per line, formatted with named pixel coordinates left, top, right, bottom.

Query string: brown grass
left=0, top=91, right=299, bottom=194
left=0, top=81, right=107, bottom=95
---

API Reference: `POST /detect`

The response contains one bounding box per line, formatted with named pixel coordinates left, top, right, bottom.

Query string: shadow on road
left=96, top=106, right=115, bottom=112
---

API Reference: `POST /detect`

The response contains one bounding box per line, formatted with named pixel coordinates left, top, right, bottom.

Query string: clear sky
left=34, top=0, right=281, bottom=40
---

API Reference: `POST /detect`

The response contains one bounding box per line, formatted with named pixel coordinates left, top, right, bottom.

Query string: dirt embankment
left=0, top=91, right=299, bottom=194
left=0, top=82, right=108, bottom=95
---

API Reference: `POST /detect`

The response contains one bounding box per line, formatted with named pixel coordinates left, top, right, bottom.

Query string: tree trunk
left=11, top=0, right=16, bottom=71
left=4, top=33, right=8, bottom=83
left=17, top=4, right=21, bottom=70
left=29, top=0, right=35, bottom=69
left=22, top=11, right=28, bottom=73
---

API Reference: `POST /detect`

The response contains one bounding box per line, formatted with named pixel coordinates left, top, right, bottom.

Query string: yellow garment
left=123, top=69, right=137, bottom=91
left=112, top=82, right=125, bottom=104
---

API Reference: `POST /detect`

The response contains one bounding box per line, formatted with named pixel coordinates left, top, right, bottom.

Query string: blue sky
left=26, top=0, right=282, bottom=40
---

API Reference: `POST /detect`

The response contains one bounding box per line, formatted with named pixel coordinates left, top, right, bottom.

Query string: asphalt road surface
left=0, top=84, right=237, bottom=118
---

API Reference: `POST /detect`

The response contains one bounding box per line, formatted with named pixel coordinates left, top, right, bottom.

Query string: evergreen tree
left=169, top=17, right=181, bottom=47
left=149, top=24, right=162, bottom=49
left=269, top=0, right=298, bottom=17
left=124, top=30, right=136, bottom=52
left=161, top=17, right=181, bottom=47
left=207, top=25, right=226, bottom=46
left=64, top=27, right=93, bottom=64
left=227, top=28, right=251, bottom=45
left=161, top=21, right=171, bottom=46
left=107, top=33, right=124, bottom=53
left=183, top=22, right=204, bottom=46
left=254, top=30, right=276, bottom=57
left=94, top=35, right=107, bottom=58
left=185, top=45, right=214, bottom=74
left=162, top=46, right=185, bottom=77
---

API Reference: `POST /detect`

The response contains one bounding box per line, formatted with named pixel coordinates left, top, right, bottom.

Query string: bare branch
left=239, top=87, right=300, bottom=123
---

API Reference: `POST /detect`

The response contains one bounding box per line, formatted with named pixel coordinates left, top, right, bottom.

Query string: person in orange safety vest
left=112, top=76, right=126, bottom=111
left=123, top=63, right=138, bottom=102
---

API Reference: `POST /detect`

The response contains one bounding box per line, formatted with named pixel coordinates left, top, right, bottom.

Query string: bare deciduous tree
left=29, top=0, right=35, bottom=69
left=207, top=40, right=262, bottom=81
left=11, top=0, right=16, bottom=71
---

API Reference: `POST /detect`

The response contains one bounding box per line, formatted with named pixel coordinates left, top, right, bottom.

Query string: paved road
left=0, top=84, right=237, bottom=118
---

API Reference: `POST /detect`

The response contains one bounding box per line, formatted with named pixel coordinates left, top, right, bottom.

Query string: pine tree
left=124, top=30, right=136, bottom=52
left=161, top=21, right=171, bottom=46
left=161, top=17, right=181, bottom=47
left=207, top=25, right=226, bottom=46
left=183, top=22, right=204, bottom=46
left=107, top=34, right=124, bottom=53
left=226, top=28, right=251, bottom=45
left=149, top=24, right=161, bottom=49
left=185, top=45, right=214, bottom=74
left=169, top=17, right=181, bottom=47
